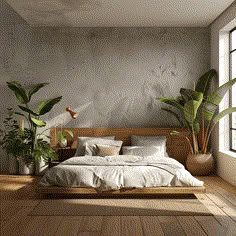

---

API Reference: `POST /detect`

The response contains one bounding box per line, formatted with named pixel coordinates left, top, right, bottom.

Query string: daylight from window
left=230, top=29, right=236, bottom=151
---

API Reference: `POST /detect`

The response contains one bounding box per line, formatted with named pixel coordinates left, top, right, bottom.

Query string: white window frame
left=229, top=27, right=236, bottom=152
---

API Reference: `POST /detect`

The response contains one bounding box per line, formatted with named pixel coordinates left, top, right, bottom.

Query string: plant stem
left=201, top=117, right=205, bottom=150
left=185, top=136, right=194, bottom=154
left=204, top=125, right=215, bottom=153
left=202, top=120, right=211, bottom=154
left=192, top=125, right=198, bottom=154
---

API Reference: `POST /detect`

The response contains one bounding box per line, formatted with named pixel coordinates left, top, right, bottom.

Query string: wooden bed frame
left=38, top=127, right=205, bottom=195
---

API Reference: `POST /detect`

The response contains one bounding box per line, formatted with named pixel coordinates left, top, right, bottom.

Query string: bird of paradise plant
left=6, top=81, right=62, bottom=163
left=157, top=69, right=236, bottom=155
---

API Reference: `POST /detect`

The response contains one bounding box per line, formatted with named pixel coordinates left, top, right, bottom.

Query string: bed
left=38, top=128, right=205, bottom=195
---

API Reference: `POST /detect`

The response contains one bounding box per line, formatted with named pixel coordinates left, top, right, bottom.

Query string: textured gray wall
left=0, top=0, right=210, bottom=171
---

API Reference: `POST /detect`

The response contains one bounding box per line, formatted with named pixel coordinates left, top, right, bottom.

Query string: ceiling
left=5, top=0, right=235, bottom=27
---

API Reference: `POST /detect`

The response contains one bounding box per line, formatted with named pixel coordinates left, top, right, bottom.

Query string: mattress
left=39, top=155, right=204, bottom=191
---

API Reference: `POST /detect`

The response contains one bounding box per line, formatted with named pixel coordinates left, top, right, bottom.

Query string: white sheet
left=39, top=155, right=204, bottom=191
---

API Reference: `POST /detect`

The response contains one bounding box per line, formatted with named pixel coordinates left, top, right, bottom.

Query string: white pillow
left=74, top=136, right=116, bottom=156
left=122, top=146, right=162, bottom=157
left=131, top=135, right=168, bottom=157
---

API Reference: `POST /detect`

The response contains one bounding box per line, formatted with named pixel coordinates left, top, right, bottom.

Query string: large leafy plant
left=157, top=70, right=236, bottom=154
left=0, top=108, right=27, bottom=158
left=6, top=81, right=62, bottom=162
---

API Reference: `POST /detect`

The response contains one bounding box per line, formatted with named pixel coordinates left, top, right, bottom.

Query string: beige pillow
left=96, top=144, right=121, bottom=157
left=74, top=136, right=116, bottom=156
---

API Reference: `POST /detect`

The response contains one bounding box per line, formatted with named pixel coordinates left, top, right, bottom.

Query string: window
left=230, top=28, right=236, bottom=151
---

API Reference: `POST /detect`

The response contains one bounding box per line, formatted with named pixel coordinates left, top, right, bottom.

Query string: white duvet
left=39, top=155, right=204, bottom=191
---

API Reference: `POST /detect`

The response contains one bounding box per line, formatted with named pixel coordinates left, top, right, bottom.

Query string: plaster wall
left=0, top=0, right=210, bottom=171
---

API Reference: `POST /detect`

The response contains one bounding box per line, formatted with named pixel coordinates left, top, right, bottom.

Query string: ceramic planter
left=35, top=158, right=48, bottom=176
left=8, top=155, right=19, bottom=175
left=18, top=157, right=34, bottom=175
left=186, top=153, right=214, bottom=176
left=59, top=138, right=67, bottom=148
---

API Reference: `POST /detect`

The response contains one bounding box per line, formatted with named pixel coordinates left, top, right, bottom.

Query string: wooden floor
left=0, top=175, right=235, bottom=236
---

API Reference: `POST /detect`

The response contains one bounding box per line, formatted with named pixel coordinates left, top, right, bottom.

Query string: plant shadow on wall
left=157, top=69, right=236, bottom=175
left=0, top=82, right=62, bottom=175
left=101, top=64, right=177, bottom=128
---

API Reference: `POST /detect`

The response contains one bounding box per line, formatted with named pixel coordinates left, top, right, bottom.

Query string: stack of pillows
left=74, top=135, right=168, bottom=158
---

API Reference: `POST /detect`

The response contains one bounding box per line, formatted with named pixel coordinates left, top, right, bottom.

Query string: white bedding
left=39, top=155, right=204, bottom=191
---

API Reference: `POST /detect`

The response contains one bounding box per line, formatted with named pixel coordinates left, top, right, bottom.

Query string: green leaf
left=161, top=108, right=185, bottom=126
left=28, top=83, right=49, bottom=101
left=180, top=88, right=203, bottom=101
left=195, top=69, right=217, bottom=98
left=18, top=105, right=39, bottom=116
left=37, top=134, right=51, bottom=139
left=202, top=78, right=236, bottom=121
left=213, top=107, right=236, bottom=125
left=157, top=98, right=184, bottom=111
left=176, top=95, right=186, bottom=106
left=171, top=130, right=191, bottom=137
left=31, top=118, right=46, bottom=127
left=56, top=131, right=65, bottom=140
left=37, top=96, right=62, bottom=115
left=7, top=81, right=29, bottom=104
left=14, top=112, right=26, bottom=117
left=64, top=130, right=74, bottom=138
left=193, top=118, right=200, bottom=134
left=184, top=92, right=203, bottom=124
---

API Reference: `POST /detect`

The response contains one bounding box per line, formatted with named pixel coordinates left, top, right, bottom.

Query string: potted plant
left=0, top=108, right=21, bottom=174
left=6, top=81, right=62, bottom=175
left=56, top=130, right=74, bottom=147
left=157, top=70, right=236, bottom=175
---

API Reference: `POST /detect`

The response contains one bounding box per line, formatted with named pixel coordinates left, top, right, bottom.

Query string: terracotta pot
left=186, top=153, right=214, bottom=176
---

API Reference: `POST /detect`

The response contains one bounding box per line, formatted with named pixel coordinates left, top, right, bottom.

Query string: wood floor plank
left=177, top=216, right=207, bottom=236
left=199, top=176, right=236, bottom=205
left=205, top=192, right=236, bottom=222
left=1, top=175, right=236, bottom=236
left=101, top=216, right=121, bottom=236
left=121, top=216, right=144, bottom=236
left=157, top=216, right=186, bottom=236
left=1, top=207, right=33, bottom=235
left=195, top=193, right=236, bottom=235
left=78, top=232, right=101, bottom=236
left=140, top=216, right=164, bottom=236
left=21, top=216, right=63, bottom=236
left=0, top=203, right=22, bottom=222
left=1, top=199, right=40, bottom=222
left=194, top=216, right=228, bottom=236
left=80, top=216, right=103, bottom=232
left=54, top=216, right=83, bottom=235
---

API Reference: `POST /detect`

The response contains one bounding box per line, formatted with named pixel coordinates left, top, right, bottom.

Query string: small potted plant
left=56, top=130, right=74, bottom=147
left=33, top=138, right=58, bottom=175
left=0, top=108, right=20, bottom=174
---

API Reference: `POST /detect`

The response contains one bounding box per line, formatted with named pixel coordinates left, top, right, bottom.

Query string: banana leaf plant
left=157, top=69, right=236, bottom=155
left=6, top=81, right=62, bottom=162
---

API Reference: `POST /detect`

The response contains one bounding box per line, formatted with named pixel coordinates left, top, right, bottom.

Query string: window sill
left=219, top=150, right=236, bottom=158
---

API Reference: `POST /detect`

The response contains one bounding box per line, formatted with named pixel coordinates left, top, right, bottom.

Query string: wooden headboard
left=50, top=127, right=190, bottom=165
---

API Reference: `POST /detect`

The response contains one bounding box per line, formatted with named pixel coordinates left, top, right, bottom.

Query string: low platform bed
left=37, top=128, right=205, bottom=196
left=38, top=186, right=206, bottom=195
